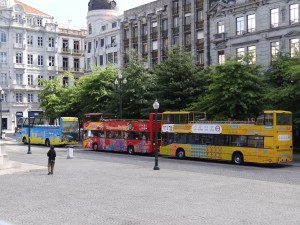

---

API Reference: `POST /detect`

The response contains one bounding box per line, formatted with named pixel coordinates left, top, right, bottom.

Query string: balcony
left=61, top=48, right=71, bottom=54
left=213, top=33, right=227, bottom=41
left=59, top=67, right=69, bottom=71
left=184, top=24, right=191, bottom=32
left=14, top=63, right=25, bottom=69
left=14, top=43, right=26, bottom=49
left=195, top=0, right=204, bottom=8
left=196, top=40, right=204, bottom=51
left=151, top=32, right=158, bottom=40
left=196, top=21, right=204, bottom=30
left=184, top=4, right=191, bottom=12
left=72, top=49, right=84, bottom=55
left=185, top=44, right=191, bottom=51
left=70, top=68, right=84, bottom=73
left=47, top=47, right=57, bottom=52
left=161, top=30, right=168, bottom=37
left=123, top=39, right=129, bottom=46
left=132, top=37, right=138, bottom=43
left=172, top=27, right=179, bottom=34
left=105, top=43, right=118, bottom=49
left=142, top=53, right=148, bottom=59
left=142, top=35, right=148, bottom=42
left=172, top=8, right=179, bottom=15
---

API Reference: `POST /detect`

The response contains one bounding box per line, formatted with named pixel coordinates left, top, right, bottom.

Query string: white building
left=0, top=0, right=86, bottom=132
left=85, top=0, right=122, bottom=71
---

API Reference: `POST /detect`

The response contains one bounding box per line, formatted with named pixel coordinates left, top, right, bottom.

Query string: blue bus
left=16, top=117, right=79, bottom=146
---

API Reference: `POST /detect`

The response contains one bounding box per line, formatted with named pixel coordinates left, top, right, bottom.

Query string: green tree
left=152, top=48, right=205, bottom=111
left=189, top=57, right=264, bottom=120
left=121, top=51, right=157, bottom=118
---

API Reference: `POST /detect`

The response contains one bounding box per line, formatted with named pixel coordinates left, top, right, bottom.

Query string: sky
left=19, top=0, right=155, bottom=27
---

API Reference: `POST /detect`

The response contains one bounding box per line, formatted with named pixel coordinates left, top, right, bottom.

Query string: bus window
left=276, top=113, right=292, bottom=126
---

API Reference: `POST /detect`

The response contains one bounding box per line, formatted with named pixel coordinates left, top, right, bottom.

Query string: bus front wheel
left=232, top=152, right=244, bottom=165
left=176, top=148, right=185, bottom=159
left=93, top=143, right=98, bottom=151
left=45, top=139, right=50, bottom=147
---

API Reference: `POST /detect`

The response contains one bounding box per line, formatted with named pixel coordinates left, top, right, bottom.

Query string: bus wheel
left=232, top=152, right=244, bottom=165
left=176, top=148, right=185, bottom=159
left=93, top=143, right=98, bottom=151
left=127, top=146, right=134, bottom=155
left=45, top=139, right=50, bottom=147
left=22, top=137, right=27, bottom=144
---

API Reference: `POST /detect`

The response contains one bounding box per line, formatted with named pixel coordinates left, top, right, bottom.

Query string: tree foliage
left=152, top=48, right=205, bottom=112
left=189, top=57, right=264, bottom=120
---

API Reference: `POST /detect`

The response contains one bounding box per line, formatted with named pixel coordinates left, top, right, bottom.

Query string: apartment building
left=120, top=0, right=206, bottom=68
left=0, top=0, right=86, bottom=132
left=208, top=0, right=300, bottom=66
left=85, top=0, right=122, bottom=71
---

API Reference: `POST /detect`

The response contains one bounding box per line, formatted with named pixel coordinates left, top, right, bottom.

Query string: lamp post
left=27, top=105, right=32, bottom=154
left=114, top=71, right=127, bottom=119
left=153, top=99, right=160, bottom=170
left=0, top=87, right=4, bottom=139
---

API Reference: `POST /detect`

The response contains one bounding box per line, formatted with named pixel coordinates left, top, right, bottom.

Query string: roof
left=15, top=0, right=50, bottom=17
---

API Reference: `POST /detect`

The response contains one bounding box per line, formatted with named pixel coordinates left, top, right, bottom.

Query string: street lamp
left=114, top=71, right=127, bottom=119
left=0, top=87, right=4, bottom=139
left=153, top=99, right=160, bottom=170
left=27, top=105, right=32, bottom=154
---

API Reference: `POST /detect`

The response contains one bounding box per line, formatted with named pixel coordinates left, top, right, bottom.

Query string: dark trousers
left=48, top=160, right=55, bottom=174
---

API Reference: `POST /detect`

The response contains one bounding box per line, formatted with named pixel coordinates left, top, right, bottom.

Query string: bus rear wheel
left=45, top=139, right=50, bottom=147
left=176, top=148, right=185, bottom=159
left=127, top=146, right=134, bottom=155
left=93, top=143, right=98, bottom=151
left=232, top=152, right=244, bottom=165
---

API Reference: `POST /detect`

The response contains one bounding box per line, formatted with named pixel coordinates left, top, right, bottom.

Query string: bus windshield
left=276, top=113, right=292, bottom=125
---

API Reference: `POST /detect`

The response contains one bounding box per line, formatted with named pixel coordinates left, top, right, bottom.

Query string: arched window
left=0, top=31, right=7, bottom=42
left=88, top=24, right=92, bottom=34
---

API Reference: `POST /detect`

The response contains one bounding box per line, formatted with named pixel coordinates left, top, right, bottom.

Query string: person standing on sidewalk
left=47, top=145, right=56, bottom=175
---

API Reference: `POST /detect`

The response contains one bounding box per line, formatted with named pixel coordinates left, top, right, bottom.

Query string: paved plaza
left=1, top=135, right=300, bottom=225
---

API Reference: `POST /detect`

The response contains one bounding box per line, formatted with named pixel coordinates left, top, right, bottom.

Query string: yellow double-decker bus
left=160, top=110, right=293, bottom=164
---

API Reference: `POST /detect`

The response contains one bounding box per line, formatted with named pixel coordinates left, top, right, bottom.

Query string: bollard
left=67, top=146, right=74, bottom=159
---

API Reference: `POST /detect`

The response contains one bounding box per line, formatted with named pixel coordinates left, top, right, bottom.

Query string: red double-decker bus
left=82, top=113, right=162, bottom=154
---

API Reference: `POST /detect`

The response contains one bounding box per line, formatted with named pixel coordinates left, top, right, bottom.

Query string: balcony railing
left=184, top=24, right=191, bottom=32
left=61, top=48, right=71, bottom=53
left=196, top=40, right=204, bottom=51
left=195, top=0, right=204, bottom=8
left=14, top=43, right=26, bottom=49
left=184, top=4, right=191, bottom=12
left=213, top=32, right=226, bottom=41
left=142, top=35, right=148, bottom=42
left=196, top=21, right=204, bottom=30
left=161, top=30, right=168, bottom=37
left=172, top=8, right=179, bottom=15
left=123, top=39, right=129, bottom=46
left=151, top=32, right=158, bottom=40
left=172, top=27, right=179, bottom=34
left=132, top=37, right=138, bottom=43
left=72, top=49, right=84, bottom=55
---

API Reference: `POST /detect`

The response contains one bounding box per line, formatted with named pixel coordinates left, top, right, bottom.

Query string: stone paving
left=1, top=136, right=300, bottom=225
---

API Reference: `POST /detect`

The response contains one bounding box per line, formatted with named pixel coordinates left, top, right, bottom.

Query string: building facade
left=208, top=0, right=300, bottom=66
left=120, top=0, right=206, bottom=68
left=0, top=0, right=86, bottom=132
left=85, top=0, right=122, bottom=71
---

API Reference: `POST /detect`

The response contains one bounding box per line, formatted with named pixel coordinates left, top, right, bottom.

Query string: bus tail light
left=276, top=146, right=279, bottom=149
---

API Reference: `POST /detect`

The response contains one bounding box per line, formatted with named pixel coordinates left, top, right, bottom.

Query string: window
left=88, top=42, right=91, bottom=53
left=74, top=41, right=79, bottom=52
left=0, top=73, right=7, bottom=85
left=114, top=52, right=118, bottom=64
left=236, top=47, right=245, bottom=60
left=38, top=75, right=43, bottom=86
left=0, top=31, right=7, bottom=42
left=15, top=14, right=23, bottom=23
left=173, top=16, right=179, bottom=27
left=37, top=18, right=42, bottom=26
left=290, top=38, right=299, bottom=57
left=152, top=22, right=157, bottom=33
left=270, top=8, right=279, bottom=28
left=28, top=75, right=33, bottom=85
left=218, top=51, right=225, bottom=64
left=248, top=46, right=256, bottom=64
left=290, top=4, right=299, bottom=24
left=271, top=41, right=280, bottom=60
left=38, top=36, right=43, bottom=47
left=142, top=25, right=147, bottom=35
left=16, top=33, right=23, bottom=44
left=162, top=38, right=168, bottom=49
left=63, top=39, right=69, bottom=51
left=162, top=19, right=168, bottom=31
left=111, top=36, right=116, bottom=46
left=143, top=43, right=148, bottom=54
left=184, top=13, right=191, bottom=25
left=217, top=21, right=224, bottom=33
left=63, top=77, right=68, bottom=86
left=38, top=55, right=44, bottom=66
left=16, top=74, right=23, bottom=85
left=16, top=93, right=23, bottom=103
left=99, top=55, right=104, bottom=66
left=74, top=58, right=79, bottom=71
left=124, top=29, right=129, bottom=39
left=197, top=52, right=204, bottom=65
left=0, top=52, right=7, bottom=63
left=27, top=54, right=33, bottom=65
left=112, top=22, right=117, bottom=28
left=49, top=75, right=54, bottom=80
left=27, top=18, right=32, bottom=25
left=49, top=56, right=55, bottom=66
left=87, top=58, right=91, bottom=70
left=63, top=57, right=68, bottom=70
left=185, top=33, right=191, bottom=46
left=101, top=25, right=106, bottom=31
left=48, top=37, right=55, bottom=47
left=100, top=39, right=104, bottom=47
left=16, top=53, right=22, bottom=63
left=88, top=24, right=92, bottom=34
left=247, top=14, right=255, bottom=33
left=152, top=40, right=158, bottom=50
left=173, top=36, right=179, bottom=46
left=28, top=93, right=34, bottom=103
left=197, top=31, right=204, bottom=40
left=132, top=27, right=138, bottom=38
left=196, top=10, right=203, bottom=22
left=27, top=35, right=33, bottom=45
left=236, top=17, right=245, bottom=35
